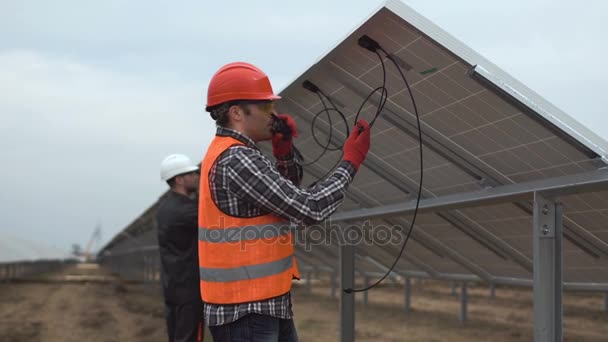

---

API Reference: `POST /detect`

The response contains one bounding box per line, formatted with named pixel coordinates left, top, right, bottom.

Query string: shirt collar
left=216, top=126, right=259, bottom=150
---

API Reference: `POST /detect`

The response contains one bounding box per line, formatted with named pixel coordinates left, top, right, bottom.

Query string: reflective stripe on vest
left=200, top=254, right=294, bottom=282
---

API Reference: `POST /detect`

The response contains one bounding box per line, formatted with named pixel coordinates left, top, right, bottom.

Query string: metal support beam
left=331, top=170, right=608, bottom=223
left=460, top=282, right=468, bottom=324
left=450, top=282, right=457, bottom=296
left=440, top=212, right=533, bottom=271
left=354, top=254, right=395, bottom=281
left=562, top=216, right=608, bottom=258
left=603, top=293, right=608, bottom=313
left=404, top=277, right=411, bottom=313
left=533, top=193, right=563, bottom=342
left=340, top=241, right=355, bottom=342
left=396, top=218, right=494, bottom=282
left=490, top=283, right=496, bottom=299
left=516, top=202, right=608, bottom=259
left=392, top=270, right=608, bottom=291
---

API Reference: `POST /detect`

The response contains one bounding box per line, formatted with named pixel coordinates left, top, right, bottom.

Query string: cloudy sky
left=1, top=0, right=606, bottom=255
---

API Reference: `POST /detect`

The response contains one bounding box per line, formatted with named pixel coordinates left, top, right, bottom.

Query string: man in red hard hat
left=198, top=61, right=371, bottom=341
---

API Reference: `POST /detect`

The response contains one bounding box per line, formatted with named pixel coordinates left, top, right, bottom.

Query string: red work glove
left=272, top=114, right=299, bottom=157
left=343, top=120, right=371, bottom=170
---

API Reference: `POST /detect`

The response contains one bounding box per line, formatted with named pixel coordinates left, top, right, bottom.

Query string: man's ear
left=228, top=105, right=243, bottom=123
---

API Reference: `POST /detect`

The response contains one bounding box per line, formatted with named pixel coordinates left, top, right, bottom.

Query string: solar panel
left=262, top=0, right=608, bottom=288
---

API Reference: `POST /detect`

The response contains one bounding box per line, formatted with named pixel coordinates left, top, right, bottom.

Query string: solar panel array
left=97, top=0, right=608, bottom=289
left=0, top=233, right=68, bottom=263
left=263, top=0, right=608, bottom=285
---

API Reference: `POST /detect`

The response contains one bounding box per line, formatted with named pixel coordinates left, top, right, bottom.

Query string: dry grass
left=0, top=266, right=606, bottom=341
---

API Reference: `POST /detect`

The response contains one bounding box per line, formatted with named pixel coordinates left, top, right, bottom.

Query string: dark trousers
left=209, top=313, right=298, bottom=342
left=165, top=300, right=205, bottom=342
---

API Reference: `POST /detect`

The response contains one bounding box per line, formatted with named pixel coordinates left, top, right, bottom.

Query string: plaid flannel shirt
left=204, top=126, right=356, bottom=326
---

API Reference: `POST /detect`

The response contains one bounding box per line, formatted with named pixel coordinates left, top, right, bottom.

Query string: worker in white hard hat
left=156, top=154, right=205, bottom=342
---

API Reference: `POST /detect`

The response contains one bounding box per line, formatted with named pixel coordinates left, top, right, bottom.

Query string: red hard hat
left=205, top=62, right=281, bottom=111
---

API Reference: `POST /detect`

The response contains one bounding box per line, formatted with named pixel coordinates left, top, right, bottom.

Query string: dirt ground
left=0, top=264, right=607, bottom=341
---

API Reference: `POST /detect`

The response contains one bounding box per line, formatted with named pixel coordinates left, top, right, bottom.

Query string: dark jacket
left=156, top=191, right=200, bottom=304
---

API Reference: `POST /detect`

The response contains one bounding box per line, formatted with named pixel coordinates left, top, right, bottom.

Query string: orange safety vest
left=198, top=135, right=300, bottom=304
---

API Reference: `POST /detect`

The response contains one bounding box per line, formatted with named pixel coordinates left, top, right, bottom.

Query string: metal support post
left=404, top=277, right=411, bottom=314
left=363, top=275, right=370, bottom=307
left=306, top=271, right=312, bottom=293
left=141, top=251, right=147, bottom=282
left=339, top=240, right=355, bottom=342
left=533, top=193, right=563, bottom=342
left=450, top=281, right=457, bottom=296
left=148, top=254, right=153, bottom=282
left=460, top=282, right=468, bottom=324
left=152, top=254, right=159, bottom=282
left=143, top=255, right=148, bottom=283
left=147, top=254, right=153, bottom=285
left=603, top=293, right=608, bottom=312
left=490, top=283, right=496, bottom=299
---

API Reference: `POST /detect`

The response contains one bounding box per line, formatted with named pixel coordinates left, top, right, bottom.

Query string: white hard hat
left=160, top=154, right=199, bottom=181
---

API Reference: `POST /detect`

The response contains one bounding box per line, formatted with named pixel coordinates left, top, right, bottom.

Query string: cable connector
left=358, top=35, right=381, bottom=53
left=302, top=80, right=320, bottom=93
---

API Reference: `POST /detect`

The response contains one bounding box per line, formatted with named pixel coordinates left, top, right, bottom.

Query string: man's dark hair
left=209, top=102, right=231, bottom=127
left=166, top=170, right=199, bottom=187
left=166, top=177, right=177, bottom=187
left=209, top=101, right=257, bottom=127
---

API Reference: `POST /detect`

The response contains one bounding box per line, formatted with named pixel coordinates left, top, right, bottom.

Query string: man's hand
left=272, top=114, right=298, bottom=157
left=343, top=119, right=371, bottom=170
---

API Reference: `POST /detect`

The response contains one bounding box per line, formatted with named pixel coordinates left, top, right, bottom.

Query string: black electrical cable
left=294, top=82, right=352, bottom=186
left=306, top=93, right=344, bottom=162
left=353, top=50, right=389, bottom=129
left=296, top=37, right=423, bottom=293
left=343, top=45, right=424, bottom=294
left=300, top=49, right=390, bottom=183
